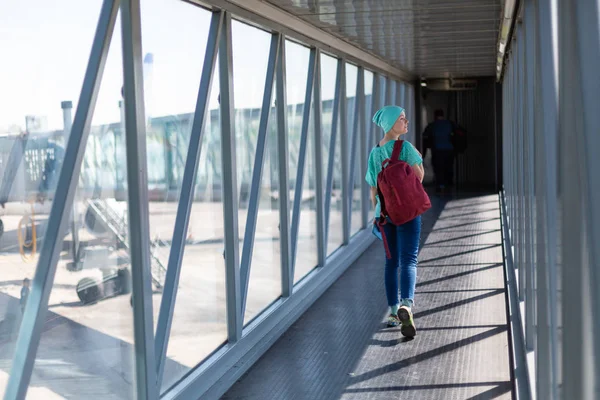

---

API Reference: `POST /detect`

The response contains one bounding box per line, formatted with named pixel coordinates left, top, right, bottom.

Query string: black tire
left=118, top=268, right=132, bottom=294
left=76, top=277, right=102, bottom=304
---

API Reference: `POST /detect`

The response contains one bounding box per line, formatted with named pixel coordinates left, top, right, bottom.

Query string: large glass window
left=345, top=64, right=361, bottom=237
left=285, top=41, right=318, bottom=282
left=162, top=66, right=225, bottom=391
left=0, top=0, right=142, bottom=397
left=0, top=1, right=229, bottom=396
left=134, top=1, right=228, bottom=392
left=0, top=2, right=138, bottom=397
left=231, top=20, right=281, bottom=325
left=320, top=54, right=343, bottom=256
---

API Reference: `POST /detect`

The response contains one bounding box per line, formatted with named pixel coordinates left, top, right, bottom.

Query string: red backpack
left=376, top=140, right=431, bottom=258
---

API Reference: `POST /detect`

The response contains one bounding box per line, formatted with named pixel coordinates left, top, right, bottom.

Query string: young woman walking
left=365, top=105, right=425, bottom=337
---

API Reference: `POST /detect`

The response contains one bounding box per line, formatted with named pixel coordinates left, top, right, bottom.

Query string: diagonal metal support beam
left=4, top=1, right=120, bottom=398
left=154, top=10, right=223, bottom=387
left=339, top=61, right=350, bottom=244
left=324, top=59, right=343, bottom=252
left=312, top=50, right=326, bottom=268
left=290, top=47, right=317, bottom=275
left=276, top=38, right=293, bottom=298
left=363, top=72, right=378, bottom=226
left=347, top=67, right=363, bottom=231
left=240, top=32, right=281, bottom=319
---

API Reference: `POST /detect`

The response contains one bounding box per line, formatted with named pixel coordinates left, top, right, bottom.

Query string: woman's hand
left=370, top=186, right=377, bottom=208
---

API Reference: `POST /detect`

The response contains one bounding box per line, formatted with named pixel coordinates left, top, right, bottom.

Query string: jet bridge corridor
left=1, top=0, right=598, bottom=399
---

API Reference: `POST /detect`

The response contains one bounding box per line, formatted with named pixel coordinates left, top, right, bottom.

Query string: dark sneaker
left=398, top=306, right=416, bottom=337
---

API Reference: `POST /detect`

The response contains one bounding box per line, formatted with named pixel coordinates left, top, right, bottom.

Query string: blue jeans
left=381, top=216, right=421, bottom=307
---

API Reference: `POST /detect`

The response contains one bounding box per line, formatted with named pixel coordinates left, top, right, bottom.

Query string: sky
left=0, top=0, right=398, bottom=133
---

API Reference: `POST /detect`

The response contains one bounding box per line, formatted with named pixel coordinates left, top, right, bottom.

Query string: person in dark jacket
left=423, top=109, right=455, bottom=192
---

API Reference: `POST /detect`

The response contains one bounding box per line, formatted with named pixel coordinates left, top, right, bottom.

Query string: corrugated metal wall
left=420, top=78, right=500, bottom=192
left=451, top=78, right=500, bottom=191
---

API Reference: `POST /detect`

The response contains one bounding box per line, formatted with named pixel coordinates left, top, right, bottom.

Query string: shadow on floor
left=223, top=192, right=512, bottom=400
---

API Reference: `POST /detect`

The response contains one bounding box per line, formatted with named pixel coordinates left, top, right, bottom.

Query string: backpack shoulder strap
left=391, top=140, right=404, bottom=161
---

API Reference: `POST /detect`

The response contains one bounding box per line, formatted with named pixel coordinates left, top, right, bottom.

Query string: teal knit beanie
left=372, top=105, right=405, bottom=133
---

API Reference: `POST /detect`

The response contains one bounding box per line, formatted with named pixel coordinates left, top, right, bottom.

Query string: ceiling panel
left=265, top=0, right=501, bottom=78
